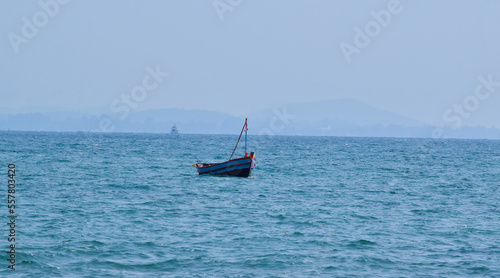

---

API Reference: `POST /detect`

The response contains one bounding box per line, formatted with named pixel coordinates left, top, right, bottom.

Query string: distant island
left=1, top=99, right=500, bottom=139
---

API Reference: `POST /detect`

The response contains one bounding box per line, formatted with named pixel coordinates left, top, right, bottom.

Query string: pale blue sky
left=2, top=0, right=500, bottom=128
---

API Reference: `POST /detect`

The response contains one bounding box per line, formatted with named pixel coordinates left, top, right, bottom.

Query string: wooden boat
left=193, top=118, right=256, bottom=177
left=194, top=155, right=256, bottom=177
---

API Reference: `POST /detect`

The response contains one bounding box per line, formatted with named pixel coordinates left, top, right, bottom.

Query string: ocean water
left=1, top=131, right=499, bottom=277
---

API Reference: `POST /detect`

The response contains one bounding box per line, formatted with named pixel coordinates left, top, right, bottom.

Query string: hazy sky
left=2, top=0, right=500, bottom=128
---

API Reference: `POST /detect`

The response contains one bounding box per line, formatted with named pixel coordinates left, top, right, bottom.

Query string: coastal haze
left=2, top=1, right=500, bottom=138
left=2, top=2, right=500, bottom=277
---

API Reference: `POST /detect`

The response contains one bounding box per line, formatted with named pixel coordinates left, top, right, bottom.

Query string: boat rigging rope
left=229, top=119, right=247, bottom=161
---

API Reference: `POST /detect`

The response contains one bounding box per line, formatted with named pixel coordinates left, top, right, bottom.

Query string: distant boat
left=193, top=118, right=256, bottom=177
left=170, top=124, right=178, bottom=134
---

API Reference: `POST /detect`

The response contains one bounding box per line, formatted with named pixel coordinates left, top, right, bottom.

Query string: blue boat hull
left=195, top=157, right=256, bottom=177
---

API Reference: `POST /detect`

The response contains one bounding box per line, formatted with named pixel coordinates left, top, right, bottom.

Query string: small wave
left=467, top=266, right=490, bottom=274
left=411, top=209, right=441, bottom=215
left=347, top=239, right=377, bottom=249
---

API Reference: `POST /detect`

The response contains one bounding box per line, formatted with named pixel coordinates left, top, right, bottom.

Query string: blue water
left=1, top=131, right=499, bottom=277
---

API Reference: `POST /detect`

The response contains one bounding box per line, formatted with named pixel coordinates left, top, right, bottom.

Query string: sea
left=1, top=131, right=499, bottom=277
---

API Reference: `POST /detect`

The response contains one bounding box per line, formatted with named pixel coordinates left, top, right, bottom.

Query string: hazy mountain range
left=1, top=99, right=500, bottom=139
